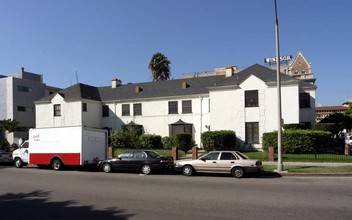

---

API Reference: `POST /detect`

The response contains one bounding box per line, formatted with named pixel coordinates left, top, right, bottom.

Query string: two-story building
left=35, top=64, right=316, bottom=150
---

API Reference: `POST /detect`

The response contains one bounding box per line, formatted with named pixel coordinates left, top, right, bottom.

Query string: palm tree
left=148, top=52, right=171, bottom=81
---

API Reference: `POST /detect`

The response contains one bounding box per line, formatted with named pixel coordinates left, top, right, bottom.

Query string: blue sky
left=1, top=0, right=351, bottom=106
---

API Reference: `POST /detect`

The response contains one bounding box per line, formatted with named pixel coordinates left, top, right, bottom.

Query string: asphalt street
left=1, top=165, right=352, bottom=220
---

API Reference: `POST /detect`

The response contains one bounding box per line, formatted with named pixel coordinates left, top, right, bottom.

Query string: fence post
left=268, top=146, right=275, bottom=161
left=172, top=147, right=179, bottom=161
left=108, top=146, right=113, bottom=159
left=345, top=144, right=350, bottom=156
left=192, top=147, right=198, bottom=160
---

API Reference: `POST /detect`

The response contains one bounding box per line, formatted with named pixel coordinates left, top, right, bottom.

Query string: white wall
left=102, top=96, right=210, bottom=147
left=34, top=75, right=316, bottom=150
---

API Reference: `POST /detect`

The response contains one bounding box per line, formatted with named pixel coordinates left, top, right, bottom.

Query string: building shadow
left=0, top=190, right=134, bottom=219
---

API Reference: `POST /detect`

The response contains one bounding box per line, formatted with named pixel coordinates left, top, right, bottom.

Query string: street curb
left=277, top=172, right=352, bottom=177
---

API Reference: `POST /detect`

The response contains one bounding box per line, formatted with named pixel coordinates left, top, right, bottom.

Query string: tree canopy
left=0, top=119, right=19, bottom=133
left=148, top=52, right=171, bottom=81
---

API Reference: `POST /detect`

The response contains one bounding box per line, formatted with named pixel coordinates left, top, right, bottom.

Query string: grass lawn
left=243, top=152, right=352, bottom=163
left=264, top=165, right=352, bottom=173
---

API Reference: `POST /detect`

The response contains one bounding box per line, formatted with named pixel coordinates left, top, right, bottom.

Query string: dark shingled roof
left=37, top=64, right=313, bottom=103
left=37, top=83, right=101, bottom=102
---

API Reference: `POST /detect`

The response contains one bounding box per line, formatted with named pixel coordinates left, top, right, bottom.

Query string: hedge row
left=201, top=130, right=236, bottom=151
left=110, top=129, right=195, bottom=151
left=262, top=129, right=332, bottom=153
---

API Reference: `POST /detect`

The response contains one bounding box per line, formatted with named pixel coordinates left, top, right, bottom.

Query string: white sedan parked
left=175, top=151, right=262, bottom=178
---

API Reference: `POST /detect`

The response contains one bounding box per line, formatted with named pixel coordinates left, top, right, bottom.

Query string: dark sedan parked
left=98, top=150, right=174, bottom=174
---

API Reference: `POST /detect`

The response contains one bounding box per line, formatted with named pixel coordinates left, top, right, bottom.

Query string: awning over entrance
left=123, top=121, right=143, bottom=135
left=169, top=119, right=193, bottom=136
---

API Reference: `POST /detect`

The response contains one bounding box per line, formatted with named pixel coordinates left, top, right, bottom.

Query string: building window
left=245, top=122, right=259, bottom=144
left=18, top=106, right=26, bottom=112
left=170, top=124, right=192, bottom=136
left=82, top=103, right=87, bottom=112
left=168, top=101, right=178, bottom=114
left=102, top=105, right=109, bottom=117
left=17, top=106, right=33, bottom=112
left=245, top=90, right=258, bottom=107
left=17, top=86, right=33, bottom=93
left=54, top=104, right=61, bottom=116
left=122, top=104, right=130, bottom=116
left=133, top=103, right=142, bottom=116
left=182, top=100, right=192, bottom=114
left=300, top=93, right=310, bottom=108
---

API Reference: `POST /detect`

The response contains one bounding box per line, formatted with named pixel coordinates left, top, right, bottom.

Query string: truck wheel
left=102, top=163, right=112, bottom=173
left=141, top=164, right=152, bottom=175
left=14, top=158, right=23, bottom=168
left=51, top=159, right=62, bottom=171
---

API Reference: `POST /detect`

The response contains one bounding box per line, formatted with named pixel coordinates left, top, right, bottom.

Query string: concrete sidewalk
left=263, top=161, right=352, bottom=167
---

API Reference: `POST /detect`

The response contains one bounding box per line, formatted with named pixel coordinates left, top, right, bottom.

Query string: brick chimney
left=111, top=78, right=122, bottom=88
left=225, top=66, right=234, bottom=77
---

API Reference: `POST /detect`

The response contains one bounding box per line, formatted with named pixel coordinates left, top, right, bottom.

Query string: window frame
left=133, top=103, right=142, bottom=116
left=82, top=103, right=87, bottom=112
left=54, top=104, right=61, bottom=117
left=299, top=93, right=311, bottom=108
left=122, top=104, right=130, bottom=116
left=245, top=90, right=259, bottom=107
left=182, top=100, right=192, bottom=114
left=245, top=122, right=259, bottom=144
left=168, top=101, right=178, bottom=114
left=17, top=85, right=33, bottom=93
left=102, top=105, right=109, bottom=117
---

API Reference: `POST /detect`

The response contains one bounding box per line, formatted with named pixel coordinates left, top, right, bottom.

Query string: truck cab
left=12, top=141, right=29, bottom=168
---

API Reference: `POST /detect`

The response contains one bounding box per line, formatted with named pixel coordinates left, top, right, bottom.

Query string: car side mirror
left=201, top=158, right=206, bottom=162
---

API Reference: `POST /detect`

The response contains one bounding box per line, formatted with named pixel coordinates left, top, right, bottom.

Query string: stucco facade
left=0, top=69, right=46, bottom=144
left=34, top=64, right=316, bottom=150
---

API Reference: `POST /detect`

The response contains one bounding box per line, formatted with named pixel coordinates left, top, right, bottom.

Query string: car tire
left=51, top=159, right=62, bottom=171
left=141, top=164, right=152, bottom=175
left=232, top=167, right=245, bottom=178
left=14, top=158, right=23, bottom=168
left=182, top=165, right=194, bottom=176
left=103, top=163, right=112, bottom=173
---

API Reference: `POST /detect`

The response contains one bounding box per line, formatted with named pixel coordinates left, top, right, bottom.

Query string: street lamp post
left=274, top=0, right=283, bottom=171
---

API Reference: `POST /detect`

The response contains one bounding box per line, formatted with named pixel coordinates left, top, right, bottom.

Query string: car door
left=128, top=150, right=146, bottom=171
left=194, top=152, right=220, bottom=173
left=113, top=151, right=133, bottom=170
left=217, top=152, right=238, bottom=173
left=19, top=141, right=29, bottom=163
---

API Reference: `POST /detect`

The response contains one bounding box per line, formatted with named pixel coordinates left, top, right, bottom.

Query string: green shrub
left=162, top=136, right=176, bottom=149
left=262, top=129, right=332, bottom=153
left=175, top=133, right=193, bottom=154
left=201, top=130, right=236, bottom=151
left=110, top=127, right=141, bottom=148
left=283, top=123, right=309, bottom=130
left=139, top=134, right=162, bottom=149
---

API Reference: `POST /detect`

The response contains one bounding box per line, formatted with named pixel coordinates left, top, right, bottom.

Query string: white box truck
left=12, top=126, right=108, bottom=170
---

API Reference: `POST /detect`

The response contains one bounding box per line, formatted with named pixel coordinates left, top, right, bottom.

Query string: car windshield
left=145, top=151, right=161, bottom=158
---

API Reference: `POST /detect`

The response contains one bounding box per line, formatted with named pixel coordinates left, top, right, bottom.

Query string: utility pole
left=274, top=0, right=283, bottom=171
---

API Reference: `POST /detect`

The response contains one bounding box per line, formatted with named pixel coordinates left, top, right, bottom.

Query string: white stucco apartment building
left=35, top=64, right=316, bottom=150
left=0, top=68, right=60, bottom=144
